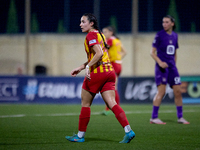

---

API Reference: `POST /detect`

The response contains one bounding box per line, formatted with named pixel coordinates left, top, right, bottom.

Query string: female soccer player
left=65, top=13, right=135, bottom=143
left=150, top=15, right=189, bottom=124
left=102, top=26, right=127, bottom=115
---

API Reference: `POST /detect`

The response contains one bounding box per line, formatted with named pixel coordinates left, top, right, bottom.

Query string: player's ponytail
left=83, top=13, right=109, bottom=49
left=96, top=27, right=110, bottom=49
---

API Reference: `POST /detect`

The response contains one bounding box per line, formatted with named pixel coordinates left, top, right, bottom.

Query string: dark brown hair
left=103, top=26, right=119, bottom=39
left=83, top=13, right=109, bottom=49
left=164, top=15, right=176, bottom=31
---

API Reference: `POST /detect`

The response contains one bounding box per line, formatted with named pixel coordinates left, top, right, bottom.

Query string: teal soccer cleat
left=119, top=130, right=135, bottom=143
left=65, top=134, right=85, bottom=142
left=101, top=110, right=114, bottom=116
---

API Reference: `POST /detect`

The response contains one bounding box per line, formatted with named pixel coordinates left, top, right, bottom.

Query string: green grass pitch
left=0, top=104, right=200, bottom=150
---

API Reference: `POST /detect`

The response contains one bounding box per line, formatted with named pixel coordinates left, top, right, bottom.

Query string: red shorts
left=82, top=71, right=116, bottom=93
left=111, top=62, right=122, bottom=77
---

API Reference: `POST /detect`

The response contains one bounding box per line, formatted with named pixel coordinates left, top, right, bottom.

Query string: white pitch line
left=0, top=109, right=198, bottom=118
left=0, top=114, right=26, bottom=118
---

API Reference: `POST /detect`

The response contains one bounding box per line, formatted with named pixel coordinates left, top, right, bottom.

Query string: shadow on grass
left=162, top=119, right=177, bottom=124
left=86, top=137, right=117, bottom=143
left=0, top=141, right=66, bottom=146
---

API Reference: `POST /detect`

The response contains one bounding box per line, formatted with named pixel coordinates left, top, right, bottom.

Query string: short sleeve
left=107, top=38, right=113, bottom=47
left=86, top=32, right=99, bottom=47
left=152, top=33, right=160, bottom=48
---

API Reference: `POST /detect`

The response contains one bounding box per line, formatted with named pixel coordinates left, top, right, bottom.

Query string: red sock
left=78, top=107, right=91, bottom=132
left=111, top=104, right=129, bottom=128
left=115, top=90, right=120, bottom=105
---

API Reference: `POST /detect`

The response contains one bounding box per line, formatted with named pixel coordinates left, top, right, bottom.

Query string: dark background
left=0, top=0, right=199, bottom=33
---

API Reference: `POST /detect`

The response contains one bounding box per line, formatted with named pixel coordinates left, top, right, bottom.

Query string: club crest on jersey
left=169, top=40, right=172, bottom=44
left=162, top=78, right=166, bottom=82
left=89, top=39, right=96, bottom=45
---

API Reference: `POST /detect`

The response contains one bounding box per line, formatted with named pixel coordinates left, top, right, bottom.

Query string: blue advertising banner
left=0, top=76, right=199, bottom=104
left=181, top=76, right=200, bottom=104
left=119, top=76, right=200, bottom=104
left=0, top=76, right=103, bottom=104
left=119, top=77, right=174, bottom=104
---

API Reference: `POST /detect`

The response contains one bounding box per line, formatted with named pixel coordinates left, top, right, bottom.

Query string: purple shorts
left=155, top=64, right=181, bottom=87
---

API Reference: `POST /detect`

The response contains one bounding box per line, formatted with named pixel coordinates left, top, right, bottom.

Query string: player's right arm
left=84, top=44, right=103, bottom=80
left=150, top=47, right=168, bottom=69
left=71, top=62, right=88, bottom=77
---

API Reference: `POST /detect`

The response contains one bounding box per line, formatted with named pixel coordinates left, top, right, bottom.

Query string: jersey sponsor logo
left=166, top=45, right=175, bottom=55
left=89, top=39, right=96, bottom=45
left=162, top=77, right=166, bottom=82
left=174, top=77, right=181, bottom=84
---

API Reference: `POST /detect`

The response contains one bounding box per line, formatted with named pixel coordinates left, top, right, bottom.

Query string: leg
left=173, top=85, right=190, bottom=124
left=104, top=63, right=121, bottom=112
left=115, top=76, right=120, bottom=105
left=81, top=88, right=96, bottom=107
left=66, top=89, right=96, bottom=142
left=78, top=89, right=95, bottom=133
left=173, top=85, right=182, bottom=107
left=153, top=84, right=166, bottom=106
left=152, top=84, right=166, bottom=118
left=104, top=75, right=119, bottom=112
left=173, top=85, right=183, bottom=119
left=150, top=84, right=166, bottom=124
left=101, top=90, right=116, bottom=109
left=113, top=63, right=121, bottom=105
left=101, top=90, right=135, bottom=143
left=103, top=90, right=115, bottom=114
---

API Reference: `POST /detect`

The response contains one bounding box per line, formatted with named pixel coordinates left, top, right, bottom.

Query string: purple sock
left=151, top=106, right=159, bottom=119
left=176, top=106, right=183, bottom=119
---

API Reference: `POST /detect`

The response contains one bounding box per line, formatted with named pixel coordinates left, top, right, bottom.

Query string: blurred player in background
left=150, top=15, right=189, bottom=124
left=65, top=13, right=135, bottom=143
left=102, top=26, right=127, bottom=115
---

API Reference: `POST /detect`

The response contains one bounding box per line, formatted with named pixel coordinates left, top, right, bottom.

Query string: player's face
left=80, top=16, right=93, bottom=33
left=102, top=28, right=112, bottom=39
left=162, top=18, right=174, bottom=32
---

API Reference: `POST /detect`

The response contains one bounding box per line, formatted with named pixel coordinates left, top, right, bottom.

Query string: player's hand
left=71, top=68, right=81, bottom=77
left=159, top=61, right=168, bottom=69
left=85, top=67, right=91, bottom=80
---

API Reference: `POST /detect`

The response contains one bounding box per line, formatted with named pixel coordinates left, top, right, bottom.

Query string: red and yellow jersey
left=84, top=30, right=113, bottom=73
left=107, top=36, right=122, bottom=62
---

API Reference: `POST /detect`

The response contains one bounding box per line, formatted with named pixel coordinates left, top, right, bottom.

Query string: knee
left=106, top=99, right=117, bottom=109
left=174, top=89, right=182, bottom=98
left=109, top=101, right=117, bottom=109
left=155, top=91, right=165, bottom=100
left=81, top=101, right=91, bottom=107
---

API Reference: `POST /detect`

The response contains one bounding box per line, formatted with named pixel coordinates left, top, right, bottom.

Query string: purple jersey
left=152, top=30, right=181, bottom=87
left=152, top=30, right=179, bottom=67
